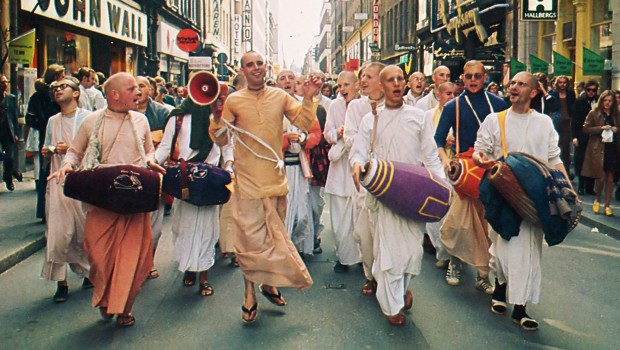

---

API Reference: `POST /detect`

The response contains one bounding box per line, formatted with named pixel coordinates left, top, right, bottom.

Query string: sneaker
left=445, top=264, right=461, bottom=286
left=333, top=261, right=348, bottom=273
left=475, top=276, right=494, bottom=295
left=593, top=201, right=600, bottom=214
left=53, top=285, right=69, bottom=303
left=435, top=259, right=449, bottom=269
left=605, top=207, right=613, bottom=216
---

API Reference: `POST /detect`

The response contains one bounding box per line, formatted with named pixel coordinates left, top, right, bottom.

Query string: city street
left=0, top=179, right=619, bottom=349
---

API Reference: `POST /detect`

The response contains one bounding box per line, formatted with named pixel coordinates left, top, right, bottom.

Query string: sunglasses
left=463, top=73, right=484, bottom=80
left=51, top=84, right=74, bottom=92
left=586, top=88, right=597, bottom=92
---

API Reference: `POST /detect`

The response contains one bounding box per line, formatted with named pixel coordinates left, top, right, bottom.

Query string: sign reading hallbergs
left=21, top=0, right=147, bottom=47
left=521, top=0, right=558, bottom=21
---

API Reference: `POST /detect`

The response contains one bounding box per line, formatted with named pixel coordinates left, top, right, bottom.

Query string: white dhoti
left=328, top=194, right=361, bottom=265
left=171, top=200, right=220, bottom=272
left=489, top=222, right=543, bottom=305
left=352, top=190, right=374, bottom=280
left=371, top=200, right=424, bottom=316
left=308, top=185, right=325, bottom=240
left=426, top=219, right=450, bottom=261
left=150, top=200, right=165, bottom=251
left=284, top=165, right=314, bottom=255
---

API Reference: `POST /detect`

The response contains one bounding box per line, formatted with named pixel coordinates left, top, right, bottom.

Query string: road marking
left=544, top=318, right=592, bottom=338
left=557, top=244, right=620, bottom=258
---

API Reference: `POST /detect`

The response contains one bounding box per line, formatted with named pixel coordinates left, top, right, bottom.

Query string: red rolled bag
left=64, top=165, right=161, bottom=214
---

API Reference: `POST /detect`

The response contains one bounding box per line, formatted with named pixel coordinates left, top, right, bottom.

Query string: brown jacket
left=581, top=109, right=620, bottom=179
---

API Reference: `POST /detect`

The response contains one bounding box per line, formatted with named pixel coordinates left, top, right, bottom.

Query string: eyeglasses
left=51, top=84, right=73, bottom=92
left=586, top=88, right=597, bottom=92
left=463, top=73, right=484, bottom=80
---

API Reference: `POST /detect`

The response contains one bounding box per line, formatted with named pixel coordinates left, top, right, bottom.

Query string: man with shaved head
left=54, top=72, right=164, bottom=327
left=416, top=65, right=451, bottom=111
left=209, top=51, right=321, bottom=323
left=350, top=65, right=444, bottom=326
left=473, top=71, right=571, bottom=331
left=404, top=71, right=426, bottom=107
left=324, top=71, right=361, bottom=272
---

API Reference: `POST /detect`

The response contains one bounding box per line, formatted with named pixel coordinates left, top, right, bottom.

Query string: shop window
left=45, top=27, right=90, bottom=75
left=591, top=0, right=613, bottom=50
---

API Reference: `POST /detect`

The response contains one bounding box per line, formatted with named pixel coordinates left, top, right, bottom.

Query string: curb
left=0, top=235, right=46, bottom=275
left=579, top=215, right=620, bottom=241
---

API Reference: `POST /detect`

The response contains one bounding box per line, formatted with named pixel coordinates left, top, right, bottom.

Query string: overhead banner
left=510, top=57, right=526, bottom=78
left=8, top=30, right=36, bottom=65
left=553, top=51, right=572, bottom=76
left=529, top=54, right=548, bottom=74
left=582, top=47, right=605, bottom=76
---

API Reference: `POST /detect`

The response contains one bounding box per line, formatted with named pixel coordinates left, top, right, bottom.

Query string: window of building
left=591, top=0, right=613, bottom=49
left=45, top=27, right=90, bottom=74
left=540, top=20, right=556, bottom=63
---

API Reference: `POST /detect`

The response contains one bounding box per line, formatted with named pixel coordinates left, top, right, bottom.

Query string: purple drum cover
left=64, top=165, right=161, bottom=214
left=361, top=159, right=452, bottom=222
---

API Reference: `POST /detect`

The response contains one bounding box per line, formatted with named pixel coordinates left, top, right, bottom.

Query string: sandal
left=147, top=269, right=160, bottom=280
left=403, top=289, right=413, bottom=311
left=258, top=284, right=286, bottom=306
left=117, top=314, right=136, bottom=327
left=361, top=280, right=377, bottom=295
left=512, top=316, right=539, bottom=331
left=387, top=311, right=406, bottom=326
left=231, top=255, right=240, bottom=267
left=241, top=303, right=258, bottom=323
left=99, top=307, right=114, bottom=320
left=183, top=271, right=196, bottom=287
left=491, top=299, right=507, bottom=315
left=199, top=282, right=214, bottom=297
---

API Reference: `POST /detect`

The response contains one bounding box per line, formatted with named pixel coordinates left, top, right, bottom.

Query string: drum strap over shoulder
left=497, top=109, right=508, bottom=158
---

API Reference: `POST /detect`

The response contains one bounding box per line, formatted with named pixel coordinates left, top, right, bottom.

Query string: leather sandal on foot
left=117, top=314, right=136, bottom=327
left=147, top=269, right=160, bottom=280
left=241, top=303, right=258, bottom=323
left=53, top=285, right=68, bottom=303
left=199, top=282, right=214, bottom=297
left=183, top=271, right=196, bottom=287
left=361, top=280, right=377, bottom=295
left=387, top=311, right=406, bottom=326
left=491, top=299, right=507, bottom=315
left=512, top=316, right=539, bottom=331
left=99, top=307, right=114, bottom=320
left=258, top=284, right=286, bottom=306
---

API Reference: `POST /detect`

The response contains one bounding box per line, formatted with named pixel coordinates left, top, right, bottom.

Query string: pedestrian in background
left=573, top=80, right=599, bottom=195
left=0, top=74, right=22, bottom=192
left=581, top=90, right=620, bottom=216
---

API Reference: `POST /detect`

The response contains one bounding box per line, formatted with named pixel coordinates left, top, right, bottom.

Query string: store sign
left=212, top=0, right=221, bottom=36
left=8, top=29, right=36, bottom=65
left=521, top=0, right=558, bottom=21
left=430, top=0, right=509, bottom=44
left=583, top=47, right=605, bottom=76
left=176, top=28, right=200, bottom=53
left=157, top=20, right=190, bottom=59
left=189, top=57, right=213, bottom=70
left=372, top=1, right=379, bottom=42
left=242, top=0, right=252, bottom=43
left=395, top=43, right=415, bottom=52
left=22, top=0, right=147, bottom=47
left=433, top=42, right=465, bottom=60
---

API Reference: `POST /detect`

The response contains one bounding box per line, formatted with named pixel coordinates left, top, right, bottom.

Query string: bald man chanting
left=53, top=72, right=164, bottom=327
left=416, top=66, right=451, bottom=111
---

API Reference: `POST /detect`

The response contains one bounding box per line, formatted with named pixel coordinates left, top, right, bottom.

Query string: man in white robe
left=351, top=65, right=445, bottom=326
left=416, top=66, right=451, bottom=112
left=41, top=77, right=91, bottom=302
left=423, top=82, right=456, bottom=269
left=155, top=83, right=234, bottom=296
left=324, top=71, right=361, bottom=272
left=403, top=72, right=426, bottom=107
left=473, top=71, right=570, bottom=331
left=344, top=62, right=385, bottom=295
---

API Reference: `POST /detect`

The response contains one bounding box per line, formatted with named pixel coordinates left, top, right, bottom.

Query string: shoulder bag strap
left=455, top=97, right=460, bottom=155
left=497, top=109, right=508, bottom=159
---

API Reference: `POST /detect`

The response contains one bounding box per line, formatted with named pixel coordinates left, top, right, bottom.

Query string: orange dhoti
left=83, top=207, right=153, bottom=315
left=232, top=192, right=313, bottom=290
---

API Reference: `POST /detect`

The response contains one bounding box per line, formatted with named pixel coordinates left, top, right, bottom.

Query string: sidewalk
left=0, top=170, right=46, bottom=274
left=0, top=175, right=618, bottom=275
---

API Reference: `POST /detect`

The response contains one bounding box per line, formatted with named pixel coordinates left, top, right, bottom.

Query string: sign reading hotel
left=233, top=15, right=242, bottom=54
left=521, top=0, right=558, bottom=21
left=21, top=0, right=147, bottom=47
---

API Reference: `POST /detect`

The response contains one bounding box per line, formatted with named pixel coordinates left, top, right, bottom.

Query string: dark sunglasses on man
left=463, top=73, right=484, bottom=80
